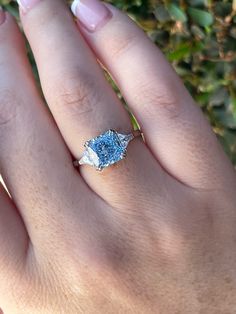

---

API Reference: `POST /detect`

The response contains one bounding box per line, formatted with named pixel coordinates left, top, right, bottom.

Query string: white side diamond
left=79, top=147, right=100, bottom=167
left=117, top=133, right=134, bottom=148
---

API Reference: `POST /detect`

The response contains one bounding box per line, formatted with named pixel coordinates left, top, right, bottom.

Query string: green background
left=1, top=0, right=236, bottom=165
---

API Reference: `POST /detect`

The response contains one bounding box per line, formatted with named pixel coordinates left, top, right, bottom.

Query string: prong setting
left=74, top=129, right=141, bottom=171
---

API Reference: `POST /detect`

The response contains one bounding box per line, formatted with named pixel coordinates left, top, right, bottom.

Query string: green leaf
left=191, top=25, right=205, bottom=39
left=188, top=7, right=213, bottom=27
left=214, top=108, right=236, bottom=129
left=167, top=4, right=187, bottom=22
left=209, top=88, right=229, bottom=107
left=168, top=43, right=191, bottom=61
left=187, top=0, right=207, bottom=6
left=232, top=98, right=236, bottom=119
left=154, top=5, right=171, bottom=23
left=214, top=2, right=232, bottom=17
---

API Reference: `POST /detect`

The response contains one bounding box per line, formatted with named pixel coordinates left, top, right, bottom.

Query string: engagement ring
left=74, top=129, right=142, bottom=171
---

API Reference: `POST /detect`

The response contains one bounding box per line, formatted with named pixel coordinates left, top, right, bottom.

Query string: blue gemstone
left=87, top=130, right=125, bottom=169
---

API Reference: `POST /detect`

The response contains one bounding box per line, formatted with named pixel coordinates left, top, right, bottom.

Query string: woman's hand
left=0, top=0, right=235, bottom=313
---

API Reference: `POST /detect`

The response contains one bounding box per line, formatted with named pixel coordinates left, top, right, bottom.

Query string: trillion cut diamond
left=82, top=130, right=129, bottom=170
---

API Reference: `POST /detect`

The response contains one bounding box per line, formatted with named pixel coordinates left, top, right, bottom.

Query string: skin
left=0, top=0, right=236, bottom=313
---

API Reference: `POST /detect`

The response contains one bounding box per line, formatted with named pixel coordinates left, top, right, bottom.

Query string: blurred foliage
left=1, top=0, right=236, bottom=164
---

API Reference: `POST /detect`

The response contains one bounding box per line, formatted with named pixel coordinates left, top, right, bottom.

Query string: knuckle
left=11, top=281, right=35, bottom=311
left=8, top=258, right=60, bottom=313
left=6, top=269, right=39, bottom=312
left=105, top=29, right=138, bottom=61
left=60, top=228, right=132, bottom=285
left=88, top=236, right=136, bottom=282
left=53, top=70, right=101, bottom=118
left=134, top=80, right=181, bottom=121
left=0, top=89, right=19, bottom=128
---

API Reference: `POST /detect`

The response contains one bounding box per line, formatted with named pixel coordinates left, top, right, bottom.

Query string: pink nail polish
left=71, top=0, right=112, bottom=32
left=17, top=0, right=41, bottom=13
left=0, top=7, right=6, bottom=26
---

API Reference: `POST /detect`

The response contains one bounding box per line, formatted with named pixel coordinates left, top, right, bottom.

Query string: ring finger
left=18, top=0, right=168, bottom=202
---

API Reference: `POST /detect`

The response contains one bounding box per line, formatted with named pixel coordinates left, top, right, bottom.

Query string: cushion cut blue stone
left=87, top=130, right=126, bottom=169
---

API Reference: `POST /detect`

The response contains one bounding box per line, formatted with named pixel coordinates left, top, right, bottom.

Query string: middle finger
left=0, top=12, right=91, bottom=249
left=18, top=0, right=166, bottom=202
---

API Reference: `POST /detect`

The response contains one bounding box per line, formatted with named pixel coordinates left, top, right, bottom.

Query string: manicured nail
left=17, top=0, right=41, bottom=13
left=71, top=0, right=112, bottom=32
left=0, top=7, right=6, bottom=25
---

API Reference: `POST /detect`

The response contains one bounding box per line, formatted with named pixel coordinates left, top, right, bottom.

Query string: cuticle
left=95, top=10, right=113, bottom=32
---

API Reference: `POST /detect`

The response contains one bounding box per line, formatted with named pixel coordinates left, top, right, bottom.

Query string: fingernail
left=71, top=0, right=112, bottom=32
left=17, top=0, right=41, bottom=13
left=0, top=7, right=6, bottom=25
